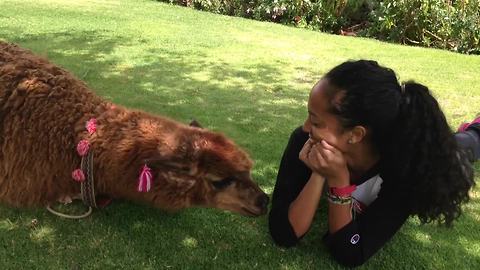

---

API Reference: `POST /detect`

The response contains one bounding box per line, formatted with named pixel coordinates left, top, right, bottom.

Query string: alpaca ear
left=189, top=119, right=203, bottom=128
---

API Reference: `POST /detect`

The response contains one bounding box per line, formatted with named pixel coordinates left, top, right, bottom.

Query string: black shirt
left=269, top=127, right=411, bottom=267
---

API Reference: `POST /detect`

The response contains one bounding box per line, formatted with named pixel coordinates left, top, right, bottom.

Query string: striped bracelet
left=326, top=192, right=352, bottom=205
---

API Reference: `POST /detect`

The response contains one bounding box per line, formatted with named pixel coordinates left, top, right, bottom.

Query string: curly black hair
left=323, top=60, right=475, bottom=226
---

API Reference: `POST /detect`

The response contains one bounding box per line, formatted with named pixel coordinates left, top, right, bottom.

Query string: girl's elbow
left=270, top=233, right=297, bottom=248
left=328, top=246, right=367, bottom=267
left=335, top=256, right=367, bottom=268
left=268, top=219, right=299, bottom=248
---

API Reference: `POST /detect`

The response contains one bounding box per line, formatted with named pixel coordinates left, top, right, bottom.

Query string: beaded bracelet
left=326, top=191, right=352, bottom=205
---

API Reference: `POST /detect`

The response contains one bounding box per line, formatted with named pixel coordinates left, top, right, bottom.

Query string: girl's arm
left=288, top=172, right=325, bottom=237
left=328, top=201, right=353, bottom=234
left=326, top=175, right=353, bottom=233
left=307, top=140, right=354, bottom=233
left=269, top=127, right=312, bottom=247
left=323, top=186, right=410, bottom=267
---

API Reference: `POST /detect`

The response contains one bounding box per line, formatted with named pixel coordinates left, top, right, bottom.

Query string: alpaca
left=0, top=41, right=268, bottom=216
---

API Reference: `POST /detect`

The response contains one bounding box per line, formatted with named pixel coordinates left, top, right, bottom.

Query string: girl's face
left=303, top=79, right=351, bottom=152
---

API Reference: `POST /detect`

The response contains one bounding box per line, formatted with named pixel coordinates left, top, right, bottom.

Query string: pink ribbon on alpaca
left=138, top=164, right=153, bottom=192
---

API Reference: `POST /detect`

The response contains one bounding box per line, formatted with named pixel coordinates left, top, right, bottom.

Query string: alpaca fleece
left=0, top=41, right=266, bottom=215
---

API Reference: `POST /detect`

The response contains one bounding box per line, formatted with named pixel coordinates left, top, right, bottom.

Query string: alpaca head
left=142, top=124, right=269, bottom=217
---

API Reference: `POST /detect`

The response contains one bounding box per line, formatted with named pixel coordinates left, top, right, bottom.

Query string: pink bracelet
left=329, top=184, right=356, bottom=197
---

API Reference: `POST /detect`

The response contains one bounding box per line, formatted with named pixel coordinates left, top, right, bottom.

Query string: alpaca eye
left=212, top=177, right=234, bottom=189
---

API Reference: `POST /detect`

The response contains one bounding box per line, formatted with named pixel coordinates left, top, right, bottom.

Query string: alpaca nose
left=255, top=193, right=269, bottom=214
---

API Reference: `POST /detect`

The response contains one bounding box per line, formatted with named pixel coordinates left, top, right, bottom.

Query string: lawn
left=0, top=0, right=479, bottom=269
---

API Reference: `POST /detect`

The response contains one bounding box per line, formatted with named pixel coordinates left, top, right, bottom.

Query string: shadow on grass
left=0, top=29, right=312, bottom=268
left=1, top=28, right=479, bottom=269
left=5, top=29, right=308, bottom=188
left=381, top=202, right=480, bottom=269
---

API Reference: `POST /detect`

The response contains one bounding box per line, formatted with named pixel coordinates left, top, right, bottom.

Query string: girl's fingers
left=300, top=139, right=311, bottom=151
left=300, top=139, right=316, bottom=163
left=314, top=150, right=327, bottom=168
left=307, top=145, right=327, bottom=170
left=303, top=139, right=314, bottom=150
left=312, top=142, right=333, bottom=161
left=307, top=146, right=315, bottom=159
left=321, top=139, right=336, bottom=151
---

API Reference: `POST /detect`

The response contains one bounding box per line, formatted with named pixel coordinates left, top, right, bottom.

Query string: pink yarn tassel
left=76, top=139, right=90, bottom=156
left=86, top=118, right=97, bottom=135
left=72, top=169, right=85, bottom=182
left=137, top=164, right=153, bottom=192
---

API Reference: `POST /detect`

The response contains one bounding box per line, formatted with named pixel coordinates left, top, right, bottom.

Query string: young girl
left=268, top=60, right=477, bottom=267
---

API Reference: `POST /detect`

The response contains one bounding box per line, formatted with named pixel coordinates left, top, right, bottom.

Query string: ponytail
left=385, top=82, right=474, bottom=225
left=324, top=60, right=474, bottom=226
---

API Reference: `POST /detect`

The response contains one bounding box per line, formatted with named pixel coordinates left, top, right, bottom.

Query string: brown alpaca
left=0, top=41, right=268, bottom=216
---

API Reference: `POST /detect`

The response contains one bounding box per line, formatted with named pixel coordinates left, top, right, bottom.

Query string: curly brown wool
left=0, top=41, right=268, bottom=216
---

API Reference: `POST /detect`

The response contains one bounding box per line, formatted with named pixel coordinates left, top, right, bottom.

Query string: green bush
left=158, top=0, right=480, bottom=54
left=366, top=0, right=480, bottom=54
left=161, top=0, right=367, bottom=32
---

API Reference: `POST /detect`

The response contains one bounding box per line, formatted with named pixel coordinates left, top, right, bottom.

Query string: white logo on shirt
left=350, top=234, right=360, bottom=244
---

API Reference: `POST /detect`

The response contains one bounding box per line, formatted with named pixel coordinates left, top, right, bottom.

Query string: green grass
left=1, top=0, right=479, bottom=269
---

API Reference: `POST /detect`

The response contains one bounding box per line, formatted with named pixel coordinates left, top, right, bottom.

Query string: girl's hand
left=308, top=140, right=350, bottom=187
left=299, top=138, right=316, bottom=170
